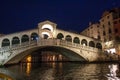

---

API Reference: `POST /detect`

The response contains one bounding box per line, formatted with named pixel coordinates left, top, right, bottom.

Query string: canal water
left=0, top=62, right=120, bottom=80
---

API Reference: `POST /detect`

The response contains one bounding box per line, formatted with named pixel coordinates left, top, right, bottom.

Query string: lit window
left=103, top=25, right=105, bottom=28
left=42, top=24, right=53, bottom=32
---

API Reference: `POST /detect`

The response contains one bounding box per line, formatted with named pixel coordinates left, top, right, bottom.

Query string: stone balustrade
left=0, top=39, right=102, bottom=65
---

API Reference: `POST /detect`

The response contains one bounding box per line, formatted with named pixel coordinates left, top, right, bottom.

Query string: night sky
left=0, top=0, right=120, bottom=34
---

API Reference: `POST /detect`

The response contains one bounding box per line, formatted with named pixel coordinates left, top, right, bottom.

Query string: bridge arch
left=12, top=37, right=20, bottom=45
left=81, top=39, right=87, bottom=46
left=1, top=38, right=10, bottom=47
left=31, top=32, right=39, bottom=41
left=6, top=45, right=86, bottom=64
left=21, top=34, right=29, bottom=43
left=57, top=33, right=64, bottom=40
left=41, top=24, right=53, bottom=32
left=65, top=35, right=72, bottom=42
left=73, top=37, right=80, bottom=44
left=89, top=41, right=95, bottom=47
left=96, top=43, right=102, bottom=49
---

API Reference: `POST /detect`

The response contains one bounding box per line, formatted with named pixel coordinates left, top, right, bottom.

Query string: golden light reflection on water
left=26, top=55, right=32, bottom=76
left=107, top=64, right=120, bottom=80
left=0, top=73, right=14, bottom=80
left=26, top=63, right=31, bottom=76
left=52, top=62, right=56, bottom=68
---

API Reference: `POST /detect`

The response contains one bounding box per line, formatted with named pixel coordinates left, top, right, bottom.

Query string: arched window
left=65, top=35, right=72, bottom=42
left=42, top=24, right=53, bottom=32
left=98, top=35, right=101, bottom=40
left=12, top=37, right=20, bottom=45
left=21, top=35, right=29, bottom=43
left=89, top=41, right=95, bottom=47
left=115, top=36, right=120, bottom=42
left=43, top=28, right=51, bottom=31
left=2, top=38, right=10, bottom=47
left=73, top=37, right=80, bottom=44
left=31, top=33, right=39, bottom=41
left=57, top=33, right=64, bottom=40
left=81, top=39, right=87, bottom=46
left=96, top=43, right=102, bottom=49
left=109, top=28, right=112, bottom=34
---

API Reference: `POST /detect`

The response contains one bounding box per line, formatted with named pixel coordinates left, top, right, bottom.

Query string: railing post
left=56, top=39, right=60, bottom=46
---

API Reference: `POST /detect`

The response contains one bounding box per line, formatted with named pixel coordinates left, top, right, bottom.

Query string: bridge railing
left=0, top=41, right=38, bottom=65
left=58, top=39, right=99, bottom=52
left=0, top=39, right=102, bottom=65
left=0, top=41, right=37, bottom=51
left=37, top=39, right=100, bottom=53
left=0, top=39, right=100, bottom=54
left=38, top=39, right=57, bottom=46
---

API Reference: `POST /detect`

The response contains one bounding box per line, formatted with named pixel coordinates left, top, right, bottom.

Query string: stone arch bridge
left=0, top=20, right=103, bottom=65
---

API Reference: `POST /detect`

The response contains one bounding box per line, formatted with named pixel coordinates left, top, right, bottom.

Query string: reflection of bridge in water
left=0, top=68, right=16, bottom=80
left=1, top=63, right=120, bottom=80
left=0, top=20, right=110, bottom=65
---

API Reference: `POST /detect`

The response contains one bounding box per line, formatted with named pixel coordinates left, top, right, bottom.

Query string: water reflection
left=0, top=68, right=15, bottom=80
left=106, top=64, right=120, bottom=80
left=0, top=73, right=13, bottom=80
left=26, top=63, right=31, bottom=76
left=0, top=62, right=120, bottom=80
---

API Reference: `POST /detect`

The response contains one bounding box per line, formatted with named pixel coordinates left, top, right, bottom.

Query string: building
left=80, top=7, right=120, bottom=55
left=80, top=22, right=100, bottom=40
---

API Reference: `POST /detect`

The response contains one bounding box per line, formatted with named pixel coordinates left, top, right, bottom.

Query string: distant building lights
left=105, top=42, right=109, bottom=45
left=107, top=48, right=116, bottom=54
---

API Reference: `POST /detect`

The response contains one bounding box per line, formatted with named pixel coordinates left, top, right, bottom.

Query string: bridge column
left=29, top=35, right=31, bottom=45
left=20, top=38, right=22, bottom=45
left=9, top=39, right=12, bottom=48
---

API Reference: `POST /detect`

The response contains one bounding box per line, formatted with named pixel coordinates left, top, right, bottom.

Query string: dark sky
left=0, top=0, right=120, bottom=34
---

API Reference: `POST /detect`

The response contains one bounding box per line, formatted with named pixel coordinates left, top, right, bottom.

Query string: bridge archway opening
left=65, top=35, right=72, bottom=42
left=96, top=43, right=102, bottom=49
left=1, top=38, right=10, bottom=47
left=31, top=32, right=39, bottom=41
left=21, top=35, right=29, bottom=43
left=12, top=37, right=20, bottom=45
left=41, top=32, right=50, bottom=39
left=7, top=46, right=86, bottom=64
left=89, top=41, right=95, bottom=47
left=42, top=24, right=53, bottom=32
left=20, top=47, right=72, bottom=63
left=73, top=37, right=80, bottom=44
left=57, top=33, right=64, bottom=40
left=81, top=39, right=87, bottom=46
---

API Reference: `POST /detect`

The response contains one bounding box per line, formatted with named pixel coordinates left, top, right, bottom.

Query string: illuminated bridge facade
left=0, top=20, right=104, bottom=65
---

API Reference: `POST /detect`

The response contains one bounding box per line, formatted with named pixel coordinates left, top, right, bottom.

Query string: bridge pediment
left=38, top=20, right=57, bottom=29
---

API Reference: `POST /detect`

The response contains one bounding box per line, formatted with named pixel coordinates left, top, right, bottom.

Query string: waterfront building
left=80, top=7, right=120, bottom=55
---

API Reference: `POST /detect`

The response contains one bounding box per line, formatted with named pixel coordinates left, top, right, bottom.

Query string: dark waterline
left=0, top=62, right=120, bottom=80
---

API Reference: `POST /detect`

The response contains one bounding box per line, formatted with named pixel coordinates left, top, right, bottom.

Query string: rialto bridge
left=0, top=20, right=107, bottom=65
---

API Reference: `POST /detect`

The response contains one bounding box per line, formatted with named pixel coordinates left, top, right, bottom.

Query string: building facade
left=80, top=7, right=120, bottom=55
